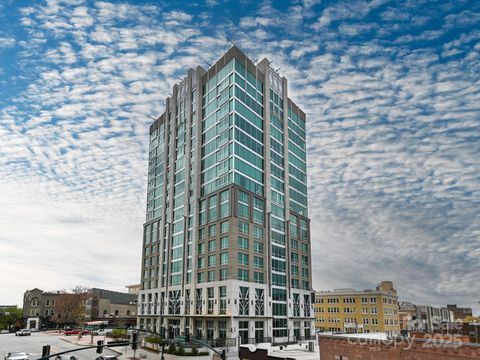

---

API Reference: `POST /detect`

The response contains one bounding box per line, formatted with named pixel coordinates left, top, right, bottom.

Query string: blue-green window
left=220, top=268, right=228, bottom=280
left=254, top=256, right=264, bottom=269
left=272, top=273, right=286, bottom=286
left=239, top=236, right=249, bottom=250
left=220, top=252, right=229, bottom=265
left=238, top=252, right=249, bottom=266
left=238, top=190, right=250, bottom=219
left=220, top=236, right=229, bottom=249
left=208, top=240, right=216, bottom=252
left=254, top=272, right=264, bottom=284
left=238, top=268, right=249, bottom=281
left=238, top=220, right=249, bottom=235
left=253, top=241, right=263, bottom=254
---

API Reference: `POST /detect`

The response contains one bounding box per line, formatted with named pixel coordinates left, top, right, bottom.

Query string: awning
left=85, top=320, right=108, bottom=325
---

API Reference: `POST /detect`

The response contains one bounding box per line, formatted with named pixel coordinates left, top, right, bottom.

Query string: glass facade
left=138, top=46, right=313, bottom=343
left=200, top=58, right=265, bottom=198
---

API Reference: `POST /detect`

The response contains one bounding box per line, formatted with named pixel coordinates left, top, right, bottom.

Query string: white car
left=95, top=328, right=113, bottom=336
left=0, top=330, right=9, bottom=334
left=15, top=329, right=31, bottom=336
left=4, top=352, right=28, bottom=360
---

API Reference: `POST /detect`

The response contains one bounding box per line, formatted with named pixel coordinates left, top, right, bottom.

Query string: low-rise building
left=125, top=284, right=141, bottom=295
left=398, top=311, right=412, bottom=333
left=22, top=287, right=137, bottom=329
left=318, top=333, right=480, bottom=360
left=23, top=288, right=67, bottom=329
left=447, top=304, right=473, bottom=321
left=239, top=342, right=318, bottom=360
left=415, top=305, right=454, bottom=333
left=433, top=320, right=480, bottom=344
left=314, top=281, right=400, bottom=336
left=398, top=301, right=416, bottom=334
left=462, top=322, right=480, bottom=344
left=398, top=302, right=455, bottom=333
left=85, top=288, right=137, bottom=320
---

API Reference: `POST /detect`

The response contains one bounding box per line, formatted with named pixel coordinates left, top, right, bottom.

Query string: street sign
left=107, top=340, right=130, bottom=347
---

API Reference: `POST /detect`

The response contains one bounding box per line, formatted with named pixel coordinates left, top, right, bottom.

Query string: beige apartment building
left=314, top=281, right=400, bottom=336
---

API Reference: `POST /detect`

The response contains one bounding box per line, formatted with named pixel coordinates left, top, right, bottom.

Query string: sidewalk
left=59, top=334, right=212, bottom=359
left=57, top=333, right=211, bottom=360
left=60, top=333, right=138, bottom=358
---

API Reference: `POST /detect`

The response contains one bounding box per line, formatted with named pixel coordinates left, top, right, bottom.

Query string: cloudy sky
left=0, top=0, right=479, bottom=313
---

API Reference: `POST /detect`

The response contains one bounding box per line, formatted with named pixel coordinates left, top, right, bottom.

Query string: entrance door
left=304, top=321, right=311, bottom=339
left=255, top=321, right=264, bottom=343
left=168, top=319, right=180, bottom=339
left=195, top=319, right=203, bottom=339
left=239, top=321, right=249, bottom=344
left=293, top=321, right=300, bottom=341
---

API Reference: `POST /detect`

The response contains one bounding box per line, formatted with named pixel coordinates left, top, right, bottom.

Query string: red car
left=64, top=329, right=90, bottom=336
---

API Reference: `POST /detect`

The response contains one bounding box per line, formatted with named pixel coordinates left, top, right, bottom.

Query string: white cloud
left=165, top=10, right=193, bottom=23
left=0, top=0, right=478, bottom=315
left=0, top=37, right=15, bottom=47
left=291, top=43, right=319, bottom=59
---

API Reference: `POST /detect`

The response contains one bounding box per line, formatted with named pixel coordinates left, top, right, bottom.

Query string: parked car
left=4, top=352, right=28, bottom=360
left=15, top=329, right=31, bottom=336
left=95, top=356, right=118, bottom=360
left=0, top=330, right=9, bottom=334
left=54, top=356, right=77, bottom=360
left=64, top=329, right=90, bottom=336
left=94, top=328, right=113, bottom=336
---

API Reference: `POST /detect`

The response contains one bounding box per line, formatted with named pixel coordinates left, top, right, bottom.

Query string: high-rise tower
left=138, top=46, right=314, bottom=347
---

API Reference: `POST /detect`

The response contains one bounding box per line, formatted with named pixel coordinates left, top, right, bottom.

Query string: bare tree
left=51, top=292, right=89, bottom=327
left=71, top=285, right=89, bottom=294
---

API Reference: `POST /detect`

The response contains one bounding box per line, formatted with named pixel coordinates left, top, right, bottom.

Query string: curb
left=59, top=337, right=123, bottom=356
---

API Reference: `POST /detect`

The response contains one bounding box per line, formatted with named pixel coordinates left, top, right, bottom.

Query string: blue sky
left=0, top=0, right=479, bottom=314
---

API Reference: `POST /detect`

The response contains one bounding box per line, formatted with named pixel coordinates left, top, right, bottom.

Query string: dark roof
left=89, top=288, right=136, bottom=305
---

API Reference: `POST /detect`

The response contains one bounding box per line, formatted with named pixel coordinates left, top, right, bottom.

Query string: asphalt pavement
left=0, top=332, right=120, bottom=360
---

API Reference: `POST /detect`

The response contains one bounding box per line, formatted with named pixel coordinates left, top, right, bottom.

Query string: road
left=0, top=332, right=120, bottom=360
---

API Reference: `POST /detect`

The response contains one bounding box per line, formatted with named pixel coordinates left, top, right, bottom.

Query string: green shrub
left=167, top=343, right=176, bottom=354
left=145, top=336, right=162, bottom=344
left=198, top=351, right=209, bottom=356
left=111, top=329, right=127, bottom=339
left=191, top=347, right=198, bottom=356
left=175, top=347, right=185, bottom=356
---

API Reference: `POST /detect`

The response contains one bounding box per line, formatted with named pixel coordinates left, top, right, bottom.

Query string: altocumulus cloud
left=0, top=0, right=479, bottom=312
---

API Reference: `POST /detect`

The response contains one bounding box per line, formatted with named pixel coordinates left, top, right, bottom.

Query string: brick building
left=447, top=304, right=473, bottom=321
left=239, top=343, right=318, bottom=360
left=318, top=334, right=480, bottom=359
left=436, top=322, right=480, bottom=344
left=22, top=287, right=137, bottom=329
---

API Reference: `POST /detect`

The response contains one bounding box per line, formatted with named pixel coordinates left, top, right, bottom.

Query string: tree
left=463, top=316, right=480, bottom=323
left=71, top=286, right=89, bottom=294
left=0, top=307, right=23, bottom=330
left=50, top=292, right=88, bottom=327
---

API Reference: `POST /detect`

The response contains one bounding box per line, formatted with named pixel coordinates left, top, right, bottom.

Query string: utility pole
left=160, top=341, right=166, bottom=360
left=41, top=345, right=50, bottom=357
